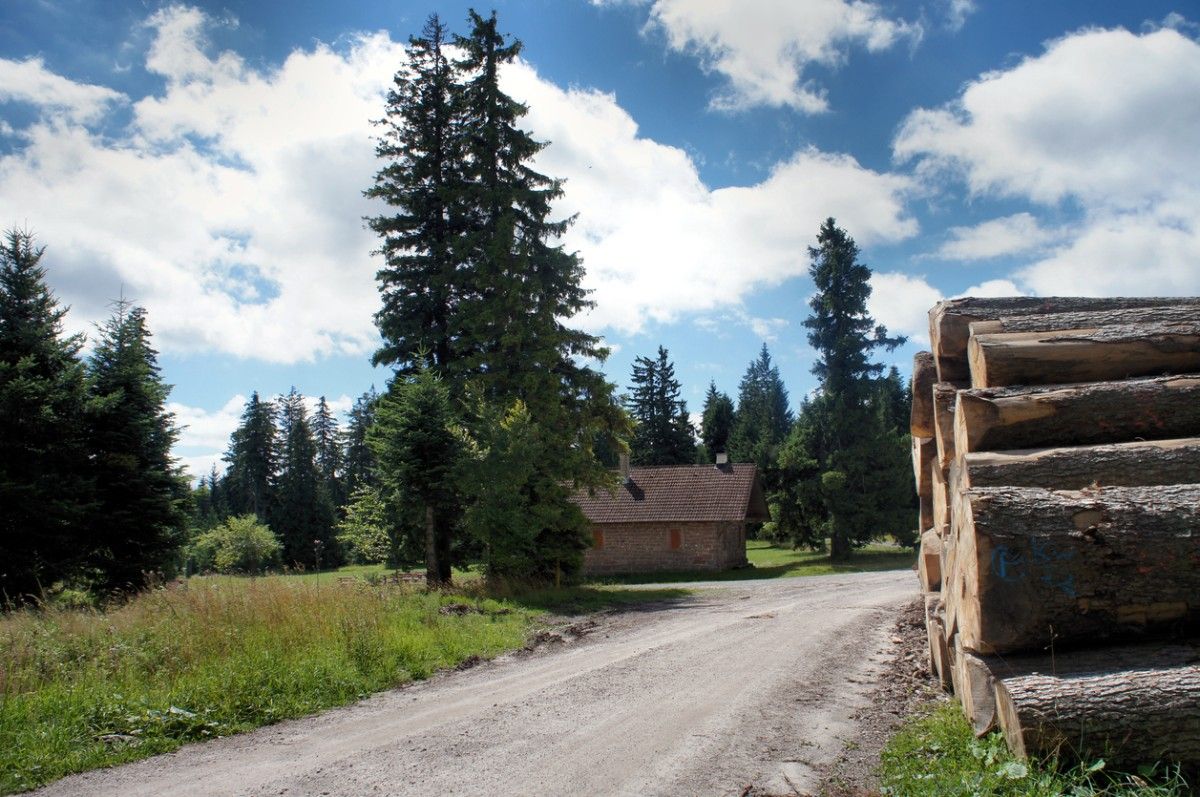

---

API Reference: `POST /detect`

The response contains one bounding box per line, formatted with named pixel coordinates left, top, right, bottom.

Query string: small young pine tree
left=86, top=300, right=189, bottom=592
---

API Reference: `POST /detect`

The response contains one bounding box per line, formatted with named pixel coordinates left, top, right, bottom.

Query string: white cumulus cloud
left=640, top=0, right=922, bottom=112
left=0, top=56, right=126, bottom=123
left=896, top=24, right=1200, bottom=298
left=935, top=213, right=1060, bottom=261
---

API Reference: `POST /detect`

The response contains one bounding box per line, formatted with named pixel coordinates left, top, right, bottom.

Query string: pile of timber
left=911, top=296, right=1200, bottom=768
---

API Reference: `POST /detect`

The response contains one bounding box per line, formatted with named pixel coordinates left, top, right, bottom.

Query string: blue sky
left=1, top=0, right=1198, bottom=477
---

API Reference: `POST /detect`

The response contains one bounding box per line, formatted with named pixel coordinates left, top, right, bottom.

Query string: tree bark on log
left=993, top=642, right=1200, bottom=766
left=919, top=528, right=942, bottom=592
left=913, top=436, right=935, bottom=500
left=953, top=375, right=1200, bottom=455
left=954, top=636, right=998, bottom=736
left=911, top=351, right=937, bottom=437
left=928, top=297, right=1198, bottom=382
left=968, top=304, right=1200, bottom=337
left=967, top=324, right=1200, bottom=388
left=933, top=382, right=961, bottom=471
left=954, top=484, right=1200, bottom=655
left=954, top=438, right=1200, bottom=491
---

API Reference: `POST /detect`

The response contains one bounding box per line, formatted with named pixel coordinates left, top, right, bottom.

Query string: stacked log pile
left=911, top=296, right=1200, bottom=768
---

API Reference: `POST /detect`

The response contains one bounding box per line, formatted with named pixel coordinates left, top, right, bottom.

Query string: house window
left=669, top=528, right=682, bottom=550
left=593, top=530, right=605, bottom=549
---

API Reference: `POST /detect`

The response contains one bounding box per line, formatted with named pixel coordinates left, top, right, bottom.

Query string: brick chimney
left=715, top=451, right=729, bottom=469
left=618, top=452, right=631, bottom=483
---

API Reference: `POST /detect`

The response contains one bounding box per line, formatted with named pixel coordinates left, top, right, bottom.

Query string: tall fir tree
left=273, top=388, right=338, bottom=569
left=699, top=381, right=735, bottom=463
left=312, top=396, right=345, bottom=510
left=366, top=13, right=467, bottom=381
left=223, top=392, right=278, bottom=521
left=727, top=344, right=793, bottom=492
left=343, top=387, right=379, bottom=497
left=625, top=346, right=695, bottom=466
left=85, top=300, right=189, bottom=592
left=0, top=230, right=94, bottom=601
left=777, top=218, right=906, bottom=560
left=366, top=12, right=629, bottom=581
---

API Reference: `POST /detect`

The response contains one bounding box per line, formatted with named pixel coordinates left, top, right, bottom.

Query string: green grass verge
left=592, top=539, right=916, bottom=584
left=0, top=576, right=688, bottom=794
left=879, top=701, right=1193, bottom=796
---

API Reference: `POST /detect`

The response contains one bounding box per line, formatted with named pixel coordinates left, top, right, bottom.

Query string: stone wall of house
left=581, top=520, right=748, bottom=575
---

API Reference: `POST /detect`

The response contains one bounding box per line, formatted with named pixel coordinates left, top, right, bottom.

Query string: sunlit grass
left=879, top=701, right=1192, bottom=796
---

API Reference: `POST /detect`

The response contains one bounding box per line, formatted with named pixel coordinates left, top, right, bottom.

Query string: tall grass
left=0, top=577, right=533, bottom=794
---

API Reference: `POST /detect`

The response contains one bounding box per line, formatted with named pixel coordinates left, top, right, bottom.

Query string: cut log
left=927, top=607, right=953, bottom=692
left=912, top=436, right=935, bottom=499
left=911, top=351, right=937, bottom=438
left=918, top=528, right=942, bottom=592
left=954, top=483, right=1200, bottom=655
left=953, top=375, right=1200, bottom=455
left=931, top=462, right=950, bottom=531
left=993, top=641, right=1200, bottom=766
left=967, top=324, right=1200, bottom=388
left=932, top=382, right=960, bottom=471
left=954, top=636, right=998, bottom=736
left=928, top=297, right=1199, bottom=382
left=954, top=438, right=1200, bottom=491
left=968, top=303, right=1200, bottom=337
left=919, top=495, right=933, bottom=532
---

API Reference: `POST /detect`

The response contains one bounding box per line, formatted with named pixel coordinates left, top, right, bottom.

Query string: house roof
left=572, top=463, right=771, bottom=524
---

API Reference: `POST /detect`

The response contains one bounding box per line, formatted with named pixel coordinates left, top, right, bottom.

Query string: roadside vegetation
left=879, top=701, right=1193, bottom=796
left=0, top=576, right=688, bottom=794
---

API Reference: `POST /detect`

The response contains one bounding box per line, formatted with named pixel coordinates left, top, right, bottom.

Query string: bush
left=336, top=487, right=393, bottom=565
left=188, top=515, right=281, bottom=575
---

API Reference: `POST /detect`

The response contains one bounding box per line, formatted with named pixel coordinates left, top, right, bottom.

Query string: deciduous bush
left=188, top=515, right=281, bottom=574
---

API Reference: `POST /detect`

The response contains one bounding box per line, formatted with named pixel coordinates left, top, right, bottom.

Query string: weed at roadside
left=879, top=701, right=1193, bottom=796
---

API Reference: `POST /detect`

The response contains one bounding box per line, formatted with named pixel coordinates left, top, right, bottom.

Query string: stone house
left=573, top=456, right=771, bottom=576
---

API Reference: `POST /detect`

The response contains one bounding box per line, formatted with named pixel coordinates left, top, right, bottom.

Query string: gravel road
left=37, top=570, right=915, bottom=797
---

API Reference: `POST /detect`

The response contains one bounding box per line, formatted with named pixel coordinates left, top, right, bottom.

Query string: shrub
left=189, top=515, right=281, bottom=574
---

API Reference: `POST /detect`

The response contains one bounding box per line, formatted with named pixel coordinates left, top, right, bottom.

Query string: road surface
left=37, top=570, right=915, bottom=797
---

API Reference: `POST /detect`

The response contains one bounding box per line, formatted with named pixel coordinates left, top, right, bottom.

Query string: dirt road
left=37, top=570, right=915, bottom=797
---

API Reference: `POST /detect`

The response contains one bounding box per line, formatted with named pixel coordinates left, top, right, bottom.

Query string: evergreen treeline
left=0, top=230, right=188, bottom=603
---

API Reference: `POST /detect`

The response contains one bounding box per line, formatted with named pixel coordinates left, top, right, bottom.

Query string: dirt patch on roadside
left=814, top=597, right=943, bottom=796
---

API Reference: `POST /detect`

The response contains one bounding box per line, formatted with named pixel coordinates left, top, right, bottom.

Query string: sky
left=1, top=0, right=1198, bottom=479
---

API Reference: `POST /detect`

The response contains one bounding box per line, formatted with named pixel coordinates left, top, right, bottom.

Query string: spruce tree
left=779, top=218, right=906, bottom=560
left=312, top=396, right=345, bottom=510
left=343, top=388, right=379, bottom=497
left=728, top=344, right=793, bottom=490
left=0, top=230, right=93, bottom=601
left=366, top=13, right=467, bottom=381
left=369, top=369, right=461, bottom=586
left=223, top=392, right=278, bottom=521
left=626, top=346, right=695, bottom=466
left=86, top=300, right=188, bottom=592
left=699, top=381, right=735, bottom=462
left=273, top=388, right=338, bottom=569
